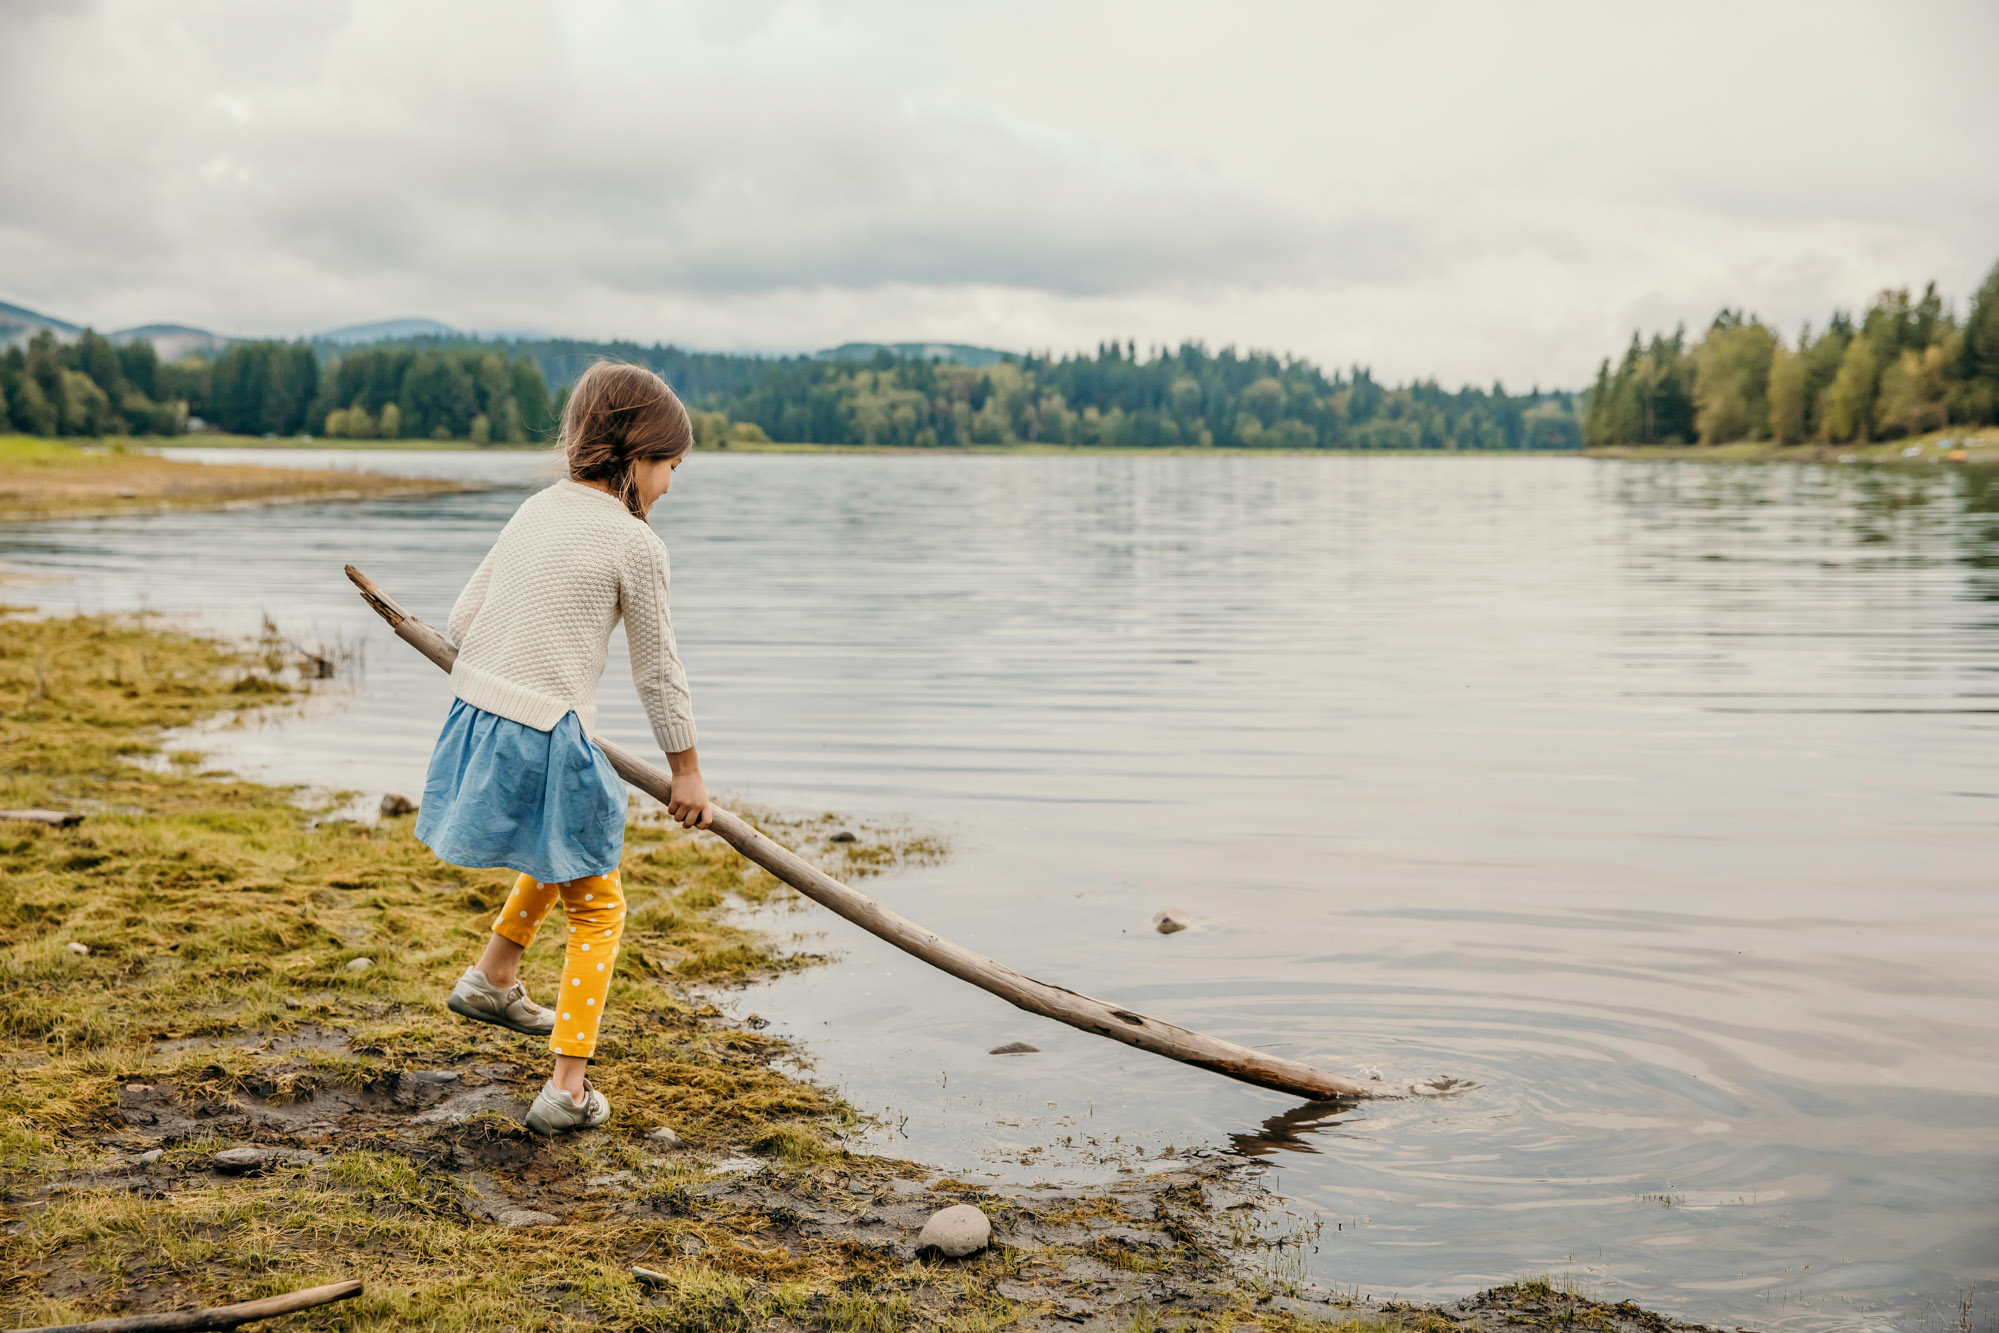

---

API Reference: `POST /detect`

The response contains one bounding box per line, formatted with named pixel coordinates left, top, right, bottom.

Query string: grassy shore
left=0, top=436, right=478, bottom=520
left=0, top=610, right=1740, bottom=1332
left=160, top=435, right=532, bottom=452
left=1584, top=424, right=1999, bottom=465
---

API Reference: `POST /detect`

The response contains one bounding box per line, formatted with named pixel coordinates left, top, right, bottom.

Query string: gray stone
left=282, top=995, right=303, bottom=1009
left=379, top=792, right=417, bottom=817
left=344, top=957, right=372, bottom=972
left=137, top=1149, right=163, bottom=1166
left=829, top=830, right=857, bottom=843
left=497, top=1208, right=559, bottom=1228
left=916, top=1202, right=991, bottom=1258
left=988, top=1041, right=1039, bottom=1055
left=1152, top=909, right=1191, bottom=934
left=213, top=1147, right=270, bottom=1176
left=66, top=941, right=90, bottom=955
left=411, top=1069, right=460, bottom=1084
left=646, top=1125, right=683, bottom=1149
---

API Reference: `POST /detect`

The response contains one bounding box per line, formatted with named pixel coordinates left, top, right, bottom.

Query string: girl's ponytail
left=559, top=360, right=694, bottom=519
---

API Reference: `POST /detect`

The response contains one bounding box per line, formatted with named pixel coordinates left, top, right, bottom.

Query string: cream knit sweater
left=447, top=479, right=696, bottom=753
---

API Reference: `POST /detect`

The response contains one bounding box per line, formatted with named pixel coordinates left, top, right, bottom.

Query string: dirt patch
left=28, top=1054, right=1745, bottom=1333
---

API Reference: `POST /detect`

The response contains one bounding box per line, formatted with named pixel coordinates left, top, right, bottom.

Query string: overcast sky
left=3, top=1, right=1995, bottom=387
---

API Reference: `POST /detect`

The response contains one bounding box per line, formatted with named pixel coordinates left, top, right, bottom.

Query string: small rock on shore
left=498, top=1208, right=559, bottom=1228
left=917, top=1203, right=991, bottom=1257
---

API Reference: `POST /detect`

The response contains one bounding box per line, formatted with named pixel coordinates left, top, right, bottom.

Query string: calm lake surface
left=6, top=448, right=1996, bottom=1332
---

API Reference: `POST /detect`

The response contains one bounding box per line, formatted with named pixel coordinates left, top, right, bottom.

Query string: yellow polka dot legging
left=490, top=869, right=625, bottom=1058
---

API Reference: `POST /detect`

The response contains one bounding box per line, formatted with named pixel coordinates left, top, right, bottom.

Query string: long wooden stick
left=10, top=1280, right=362, bottom=1333
left=346, top=564, right=1386, bottom=1102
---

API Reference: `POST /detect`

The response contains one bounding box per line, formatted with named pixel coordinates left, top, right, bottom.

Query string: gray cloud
left=2, top=0, right=1994, bottom=386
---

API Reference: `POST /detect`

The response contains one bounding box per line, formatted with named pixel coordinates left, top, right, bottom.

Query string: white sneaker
left=525, top=1080, right=612, bottom=1136
left=447, top=967, right=556, bottom=1038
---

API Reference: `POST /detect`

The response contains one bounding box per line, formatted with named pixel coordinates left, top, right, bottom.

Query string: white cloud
left=1, top=0, right=1994, bottom=386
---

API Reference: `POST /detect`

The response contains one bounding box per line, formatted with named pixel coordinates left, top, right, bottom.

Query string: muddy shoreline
left=50, top=1028, right=1735, bottom=1333
left=0, top=609, right=1750, bottom=1331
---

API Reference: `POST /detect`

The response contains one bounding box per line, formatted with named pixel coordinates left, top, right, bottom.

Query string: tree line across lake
left=0, top=327, right=1580, bottom=452
left=9, top=255, right=1992, bottom=452
left=1585, top=259, right=1999, bottom=447
left=0, top=332, right=559, bottom=445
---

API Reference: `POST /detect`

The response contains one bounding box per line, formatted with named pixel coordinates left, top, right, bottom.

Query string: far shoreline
left=46, top=423, right=1999, bottom=467
left=0, top=434, right=480, bottom=521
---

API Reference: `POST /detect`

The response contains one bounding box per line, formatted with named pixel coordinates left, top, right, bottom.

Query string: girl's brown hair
left=559, top=360, right=694, bottom=518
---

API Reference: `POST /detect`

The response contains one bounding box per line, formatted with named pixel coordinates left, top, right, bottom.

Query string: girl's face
left=632, top=455, right=682, bottom=517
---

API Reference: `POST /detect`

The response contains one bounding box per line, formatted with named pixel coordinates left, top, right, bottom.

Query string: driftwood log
left=9, top=1279, right=362, bottom=1333
left=346, top=564, right=1386, bottom=1102
left=0, top=809, right=84, bottom=828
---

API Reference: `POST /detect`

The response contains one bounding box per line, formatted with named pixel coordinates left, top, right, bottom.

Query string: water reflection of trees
left=1606, top=462, right=1999, bottom=604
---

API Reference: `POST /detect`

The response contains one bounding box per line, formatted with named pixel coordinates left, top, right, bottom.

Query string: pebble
left=647, top=1125, right=683, bottom=1149
left=67, top=941, right=91, bottom=955
left=282, top=995, right=303, bottom=1009
left=916, top=1203, right=991, bottom=1258
left=379, top=792, right=418, bottom=817
left=829, top=830, right=857, bottom=843
left=345, top=957, right=373, bottom=972
left=497, top=1208, right=558, bottom=1228
left=411, top=1069, right=460, bottom=1084
left=137, top=1149, right=163, bottom=1166
left=1152, top=909, right=1191, bottom=935
left=988, top=1042, right=1039, bottom=1056
left=212, top=1147, right=270, bottom=1176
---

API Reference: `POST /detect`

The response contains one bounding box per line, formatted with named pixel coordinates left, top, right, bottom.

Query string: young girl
left=414, top=360, right=713, bottom=1136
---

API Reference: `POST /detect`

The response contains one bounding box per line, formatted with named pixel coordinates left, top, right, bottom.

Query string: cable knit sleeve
left=619, top=528, right=698, bottom=753
left=447, top=545, right=498, bottom=646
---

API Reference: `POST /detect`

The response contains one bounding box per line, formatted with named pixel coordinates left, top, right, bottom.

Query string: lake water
left=6, top=447, right=1996, bottom=1333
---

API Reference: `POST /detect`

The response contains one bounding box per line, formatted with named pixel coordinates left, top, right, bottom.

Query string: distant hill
left=0, top=299, right=81, bottom=348
left=317, top=318, right=460, bottom=345
left=815, top=341, right=1010, bottom=367
left=109, top=323, right=230, bottom=360
left=0, top=301, right=230, bottom=358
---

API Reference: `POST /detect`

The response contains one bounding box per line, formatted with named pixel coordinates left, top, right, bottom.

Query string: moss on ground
left=0, top=609, right=1741, bottom=1333
left=0, top=434, right=472, bottom=519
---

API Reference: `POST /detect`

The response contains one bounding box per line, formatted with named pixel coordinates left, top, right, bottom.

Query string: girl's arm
left=447, top=547, right=498, bottom=645
left=620, top=533, right=707, bottom=827
left=619, top=529, right=699, bottom=755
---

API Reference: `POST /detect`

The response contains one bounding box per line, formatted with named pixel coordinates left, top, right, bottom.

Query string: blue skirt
left=415, top=699, right=625, bottom=884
